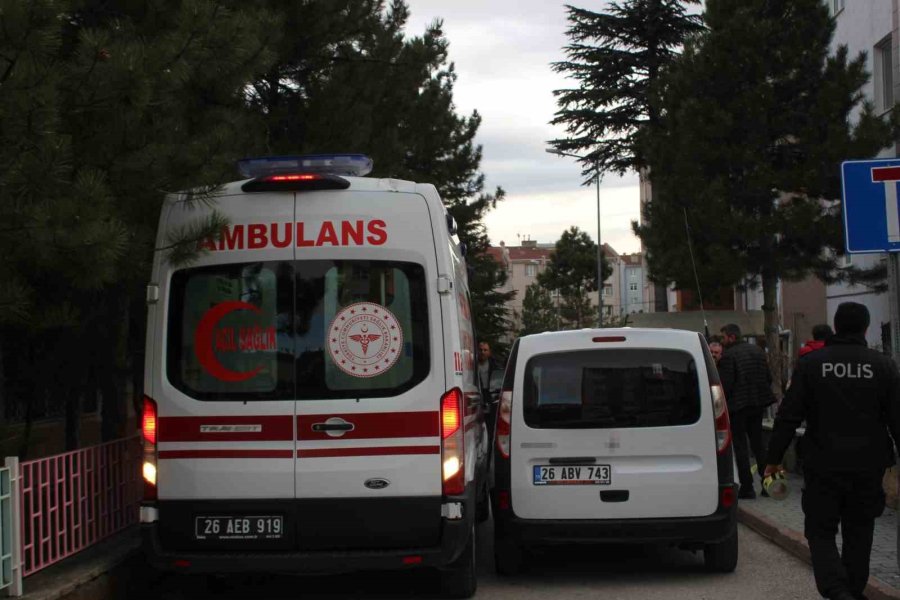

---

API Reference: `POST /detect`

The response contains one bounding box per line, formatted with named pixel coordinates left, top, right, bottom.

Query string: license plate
left=533, top=464, right=611, bottom=485
left=194, top=515, right=284, bottom=541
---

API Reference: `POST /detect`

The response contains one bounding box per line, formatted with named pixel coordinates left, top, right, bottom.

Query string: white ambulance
left=140, top=154, right=489, bottom=598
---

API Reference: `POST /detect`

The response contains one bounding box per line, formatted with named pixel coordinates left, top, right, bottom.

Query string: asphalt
left=64, top=521, right=822, bottom=600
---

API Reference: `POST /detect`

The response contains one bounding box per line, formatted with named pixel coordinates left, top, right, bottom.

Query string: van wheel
left=494, top=533, right=523, bottom=576
left=703, top=528, right=738, bottom=572
left=438, top=524, right=477, bottom=599
left=475, top=485, right=490, bottom=523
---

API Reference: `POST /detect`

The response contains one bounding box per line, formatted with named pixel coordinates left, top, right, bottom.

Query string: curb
left=738, top=505, right=900, bottom=600
left=19, top=530, right=140, bottom=600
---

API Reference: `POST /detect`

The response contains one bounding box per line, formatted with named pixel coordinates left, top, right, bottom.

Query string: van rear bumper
left=495, top=491, right=737, bottom=546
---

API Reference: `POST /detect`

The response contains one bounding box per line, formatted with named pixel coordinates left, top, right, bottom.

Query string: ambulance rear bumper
left=141, top=498, right=473, bottom=574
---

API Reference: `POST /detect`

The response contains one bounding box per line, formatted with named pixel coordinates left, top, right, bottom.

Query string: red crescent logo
left=193, top=301, right=265, bottom=382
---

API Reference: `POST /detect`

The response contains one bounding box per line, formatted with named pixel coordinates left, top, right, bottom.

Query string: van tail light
left=495, top=390, right=512, bottom=459
left=142, top=396, right=158, bottom=501
left=711, top=384, right=732, bottom=454
left=720, top=486, right=736, bottom=508
left=440, top=388, right=466, bottom=496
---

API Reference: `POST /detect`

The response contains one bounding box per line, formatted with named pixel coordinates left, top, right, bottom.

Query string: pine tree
left=0, top=0, right=278, bottom=450
left=247, top=0, right=513, bottom=350
left=636, top=0, right=899, bottom=391
left=538, top=227, right=611, bottom=329
left=549, top=0, right=701, bottom=181
left=520, top=283, right=559, bottom=335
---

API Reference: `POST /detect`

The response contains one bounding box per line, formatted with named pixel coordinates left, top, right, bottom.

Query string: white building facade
left=825, top=0, right=896, bottom=352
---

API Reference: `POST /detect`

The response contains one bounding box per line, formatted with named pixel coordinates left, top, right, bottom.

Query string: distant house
left=487, top=239, right=639, bottom=335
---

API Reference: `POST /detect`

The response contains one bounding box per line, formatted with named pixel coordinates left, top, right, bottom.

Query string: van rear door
left=290, top=191, right=444, bottom=550
left=510, top=338, right=719, bottom=520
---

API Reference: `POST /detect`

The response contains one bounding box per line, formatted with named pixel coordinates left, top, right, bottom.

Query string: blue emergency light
left=237, top=154, right=374, bottom=179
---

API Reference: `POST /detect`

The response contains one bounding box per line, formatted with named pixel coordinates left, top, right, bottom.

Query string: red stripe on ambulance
left=158, top=415, right=293, bottom=442
left=297, top=446, right=440, bottom=458
left=159, top=449, right=292, bottom=459
left=298, top=411, right=439, bottom=440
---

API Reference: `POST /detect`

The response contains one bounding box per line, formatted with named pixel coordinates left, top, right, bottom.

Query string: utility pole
left=546, top=149, right=604, bottom=326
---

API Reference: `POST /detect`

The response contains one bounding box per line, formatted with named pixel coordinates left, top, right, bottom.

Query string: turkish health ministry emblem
left=328, top=302, right=403, bottom=378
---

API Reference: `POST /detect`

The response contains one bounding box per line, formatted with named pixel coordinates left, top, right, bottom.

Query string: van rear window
left=167, top=260, right=429, bottom=400
left=523, top=349, right=700, bottom=429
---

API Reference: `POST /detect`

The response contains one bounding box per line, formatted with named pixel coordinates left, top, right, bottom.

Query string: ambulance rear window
left=167, top=260, right=429, bottom=400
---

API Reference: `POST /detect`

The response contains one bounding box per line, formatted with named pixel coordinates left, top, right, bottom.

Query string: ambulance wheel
left=205, top=575, right=230, bottom=593
left=439, top=524, right=477, bottom=598
left=493, top=533, right=523, bottom=576
left=703, top=528, right=738, bottom=572
left=475, top=484, right=490, bottom=523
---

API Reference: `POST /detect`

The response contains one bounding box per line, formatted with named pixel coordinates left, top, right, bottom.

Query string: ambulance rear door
left=290, top=188, right=445, bottom=551
left=153, top=190, right=298, bottom=549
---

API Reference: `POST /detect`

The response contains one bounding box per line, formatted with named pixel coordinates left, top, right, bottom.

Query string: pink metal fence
left=19, top=436, right=141, bottom=577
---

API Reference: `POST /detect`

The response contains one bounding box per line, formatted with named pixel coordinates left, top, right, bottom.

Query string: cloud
left=484, top=185, right=643, bottom=254
left=406, top=0, right=644, bottom=255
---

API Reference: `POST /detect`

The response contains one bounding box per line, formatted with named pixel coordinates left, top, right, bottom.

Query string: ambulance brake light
left=237, top=154, right=374, bottom=178
left=142, top=396, right=157, bottom=445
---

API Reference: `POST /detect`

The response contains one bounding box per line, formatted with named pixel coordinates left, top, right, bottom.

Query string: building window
left=875, top=35, right=894, bottom=113
left=629, top=282, right=638, bottom=292
left=629, top=270, right=637, bottom=281
left=829, top=0, right=844, bottom=16
left=525, top=264, right=537, bottom=277
left=603, top=284, right=613, bottom=297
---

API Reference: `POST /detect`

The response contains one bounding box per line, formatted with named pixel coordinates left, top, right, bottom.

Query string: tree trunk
left=65, top=392, right=81, bottom=451
left=18, top=393, right=34, bottom=460
left=0, top=336, right=6, bottom=428
left=761, top=273, right=784, bottom=401
left=101, top=292, right=128, bottom=442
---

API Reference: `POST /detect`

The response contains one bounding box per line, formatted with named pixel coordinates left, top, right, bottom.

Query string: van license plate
left=194, top=516, right=283, bottom=541
left=533, top=465, right=611, bottom=485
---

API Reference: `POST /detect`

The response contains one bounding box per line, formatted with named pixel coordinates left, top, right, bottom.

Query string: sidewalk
left=15, top=529, right=139, bottom=600
left=738, top=472, right=900, bottom=600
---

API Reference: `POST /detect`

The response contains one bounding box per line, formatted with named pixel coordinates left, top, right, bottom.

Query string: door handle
left=312, top=422, right=354, bottom=432
left=548, top=457, right=596, bottom=465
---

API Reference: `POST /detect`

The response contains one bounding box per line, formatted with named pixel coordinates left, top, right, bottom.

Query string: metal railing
left=15, top=435, right=141, bottom=582
left=0, top=461, right=21, bottom=596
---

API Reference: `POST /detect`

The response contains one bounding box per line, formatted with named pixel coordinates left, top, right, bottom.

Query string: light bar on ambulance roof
left=237, top=154, right=374, bottom=179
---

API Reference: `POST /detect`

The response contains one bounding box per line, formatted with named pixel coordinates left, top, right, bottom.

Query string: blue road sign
left=842, top=159, right=900, bottom=253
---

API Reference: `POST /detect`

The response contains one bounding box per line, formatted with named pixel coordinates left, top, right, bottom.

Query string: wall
left=824, top=0, right=895, bottom=351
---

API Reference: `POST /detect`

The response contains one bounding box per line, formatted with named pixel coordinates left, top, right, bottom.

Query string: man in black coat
left=718, top=323, right=776, bottom=499
left=765, top=302, right=900, bottom=600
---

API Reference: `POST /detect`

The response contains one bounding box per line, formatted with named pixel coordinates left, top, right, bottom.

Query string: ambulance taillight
left=440, top=388, right=465, bottom=496
left=142, top=396, right=158, bottom=501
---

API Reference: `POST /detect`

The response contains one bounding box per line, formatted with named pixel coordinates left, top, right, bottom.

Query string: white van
left=491, top=328, right=738, bottom=575
left=140, top=154, right=489, bottom=598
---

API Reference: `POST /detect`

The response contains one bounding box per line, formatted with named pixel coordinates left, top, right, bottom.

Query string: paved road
left=117, top=522, right=822, bottom=599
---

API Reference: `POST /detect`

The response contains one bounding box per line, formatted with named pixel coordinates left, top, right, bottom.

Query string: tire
left=205, top=575, right=230, bottom=593
left=475, top=484, right=490, bottom=523
left=493, top=533, right=524, bottom=576
left=703, top=528, right=738, bottom=572
left=439, top=524, right=477, bottom=599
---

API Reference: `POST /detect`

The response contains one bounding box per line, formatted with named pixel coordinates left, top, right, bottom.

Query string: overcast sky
left=406, top=0, right=642, bottom=254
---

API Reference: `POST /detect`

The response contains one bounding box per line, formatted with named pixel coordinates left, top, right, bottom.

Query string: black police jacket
left=766, top=334, right=900, bottom=472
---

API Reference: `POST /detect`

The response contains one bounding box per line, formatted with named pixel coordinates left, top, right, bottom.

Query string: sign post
left=841, top=159, right=900, bottom=355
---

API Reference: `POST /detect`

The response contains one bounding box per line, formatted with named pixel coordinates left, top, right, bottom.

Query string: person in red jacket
left=799, top=324, right=834, bottom=357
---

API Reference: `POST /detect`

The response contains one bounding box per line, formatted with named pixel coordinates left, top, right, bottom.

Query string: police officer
left=765, top=302, right=900, bottom=600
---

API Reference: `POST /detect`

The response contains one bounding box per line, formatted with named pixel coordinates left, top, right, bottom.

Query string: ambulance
left=140, top=154, right=489, bottom=598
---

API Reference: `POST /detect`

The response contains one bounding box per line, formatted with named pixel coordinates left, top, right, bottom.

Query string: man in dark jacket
left=718, top=323, right=776, bottom=498
left=765, top=303, right=900, bottom=600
